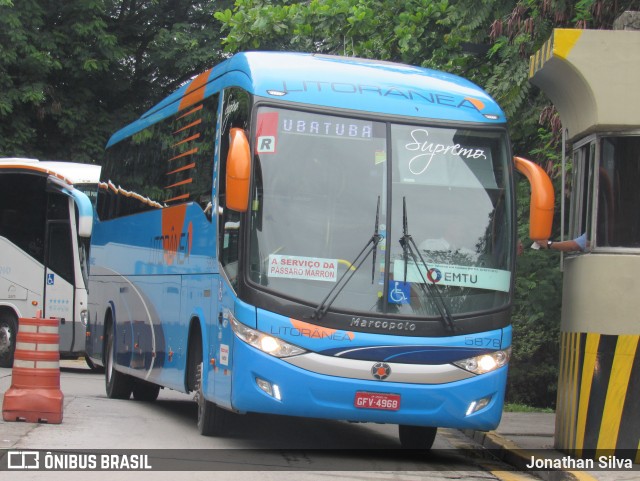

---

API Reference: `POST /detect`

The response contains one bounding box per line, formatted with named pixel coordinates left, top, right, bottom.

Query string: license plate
left=354, top=392, right=401, bottom=411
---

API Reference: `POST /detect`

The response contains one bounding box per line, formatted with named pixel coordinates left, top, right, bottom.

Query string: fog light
left=256, top=377, right=282, bottom=401
left=466, top=395, right=492, bottom=416
left=256, top=377, right=273, bottom=396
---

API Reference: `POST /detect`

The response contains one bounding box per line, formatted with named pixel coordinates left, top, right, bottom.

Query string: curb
left=462, top=429, right=594, bottom=481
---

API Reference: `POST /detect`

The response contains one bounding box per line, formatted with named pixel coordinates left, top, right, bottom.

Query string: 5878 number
left=464, top=337, right=500, bottom=348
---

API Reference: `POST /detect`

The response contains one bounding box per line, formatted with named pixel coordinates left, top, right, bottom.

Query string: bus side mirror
left=514, top=156, right=554, bottom=241
left=226, top=127, right=251, bottom=212
left=47, top=177, right=94, bottom=237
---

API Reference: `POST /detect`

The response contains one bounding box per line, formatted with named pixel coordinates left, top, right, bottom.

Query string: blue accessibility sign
left=47, top=273, right=55, bottom=285
left=388, top=280, right=410, bottom=304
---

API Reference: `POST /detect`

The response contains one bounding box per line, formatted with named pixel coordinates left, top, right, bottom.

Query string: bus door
left=42, top=176, right=93, bottom=356
left=43, top=193, right=77, bottom=353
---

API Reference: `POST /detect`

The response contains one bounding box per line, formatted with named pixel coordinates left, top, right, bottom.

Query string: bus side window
left=0, top=174, right=47, bottom=261
left=218, top=88, right=251, bottom=288
left=46, top=222, right=74, bottom=284
left=45, top=193, right=74, bottom=284
left=98, top=94, right=218, bottom=221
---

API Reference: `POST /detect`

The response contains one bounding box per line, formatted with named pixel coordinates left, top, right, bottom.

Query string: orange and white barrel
left=2, top=316, right=64, bottom=424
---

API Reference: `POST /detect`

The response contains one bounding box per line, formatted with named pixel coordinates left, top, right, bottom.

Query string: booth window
left=569, top=141, right=594, bottom=248
left=597, top=136, right=640, bottom=248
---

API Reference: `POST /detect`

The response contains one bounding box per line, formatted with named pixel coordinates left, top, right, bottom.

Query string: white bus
left=0, top=158, right=99, bottom=367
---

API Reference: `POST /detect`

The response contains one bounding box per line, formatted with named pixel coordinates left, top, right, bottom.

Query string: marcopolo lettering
left=350, top=317, right=417, bottom=332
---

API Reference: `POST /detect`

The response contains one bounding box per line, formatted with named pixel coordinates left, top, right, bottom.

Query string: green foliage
left=214, top=0, right=454, bottom=65
left=0, top=0, right=233, bottom=162
left=510, top=177, right=564, bottom=408
left=504, top=403, right=554, bottom=413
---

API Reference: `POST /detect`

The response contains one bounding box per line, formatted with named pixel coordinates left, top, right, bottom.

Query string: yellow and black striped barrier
left=556, top=331, right=639, bottom=461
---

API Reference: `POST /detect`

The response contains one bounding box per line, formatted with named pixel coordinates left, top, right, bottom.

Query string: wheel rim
left=106, top=337, right=114, bottom=385
left=0, top=323, right=13, bottom=358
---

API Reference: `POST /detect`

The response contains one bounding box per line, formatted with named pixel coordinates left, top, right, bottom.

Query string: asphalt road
left=0, top=359, right=539, bottom=481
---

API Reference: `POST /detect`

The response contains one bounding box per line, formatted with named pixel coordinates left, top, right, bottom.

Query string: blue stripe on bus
left=318, top=345, right=494, bottom=364
left=256, top=307, right=509, bottom=361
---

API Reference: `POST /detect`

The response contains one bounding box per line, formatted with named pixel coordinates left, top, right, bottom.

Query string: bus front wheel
left=398, top=425, right=437, bottom=450
left=195, top=362, right=225, bottom=436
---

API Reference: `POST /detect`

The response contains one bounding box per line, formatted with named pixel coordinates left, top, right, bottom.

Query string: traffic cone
left=2, top=316, right=63, bottom=423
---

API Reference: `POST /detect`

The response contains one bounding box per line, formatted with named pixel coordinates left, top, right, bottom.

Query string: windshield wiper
left=399, top=197, right=455, bottom=333
left=311, top=197, right=382, bottom=320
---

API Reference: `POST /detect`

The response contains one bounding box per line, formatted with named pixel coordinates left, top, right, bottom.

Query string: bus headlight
left=230, top=316, right=306, bottom=358
left=452, top=347, right=511, bottom=375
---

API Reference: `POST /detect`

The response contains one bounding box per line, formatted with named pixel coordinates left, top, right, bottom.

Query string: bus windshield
left=248, top=106, right=513, bottom=318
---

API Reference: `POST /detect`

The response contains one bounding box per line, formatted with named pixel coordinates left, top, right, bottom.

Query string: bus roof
left=108, top=52, right=506, bottom=147
left=0, top=158, right=101, bottom=185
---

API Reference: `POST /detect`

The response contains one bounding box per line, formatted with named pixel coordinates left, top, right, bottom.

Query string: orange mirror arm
left=514, top=156, right=555, bottom=241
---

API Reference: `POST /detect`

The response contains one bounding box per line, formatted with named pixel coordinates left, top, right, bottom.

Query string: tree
left=0, top=0, right=233, bottom=162
left=215, top=0, right=453, bottom=63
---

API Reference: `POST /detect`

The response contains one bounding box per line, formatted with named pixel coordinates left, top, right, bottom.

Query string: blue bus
left=87, top=52, right=553, bottom=449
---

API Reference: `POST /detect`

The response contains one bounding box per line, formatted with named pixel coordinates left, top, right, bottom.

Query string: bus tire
left=195, top=362, right=225, bottom=436
left=132, top=380, right=161, bottom=402
left=398, top=425, right=437, bottom=450
left=105, top=322, right=133, bottom=399
left=0, top=310, right=17, bottom=368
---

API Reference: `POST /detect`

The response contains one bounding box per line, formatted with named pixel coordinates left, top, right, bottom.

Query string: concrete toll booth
left=529, top=18, right=640, bottom=460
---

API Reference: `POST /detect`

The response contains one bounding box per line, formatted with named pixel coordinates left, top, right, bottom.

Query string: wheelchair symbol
left=388, top=281, right=410, bottom=304
left=46, top=273, right=55, bottom=285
